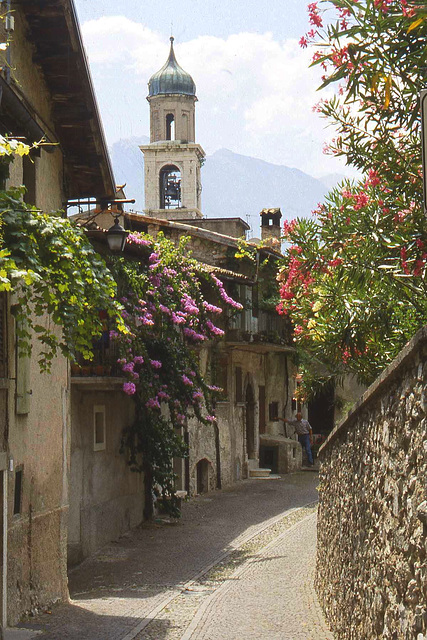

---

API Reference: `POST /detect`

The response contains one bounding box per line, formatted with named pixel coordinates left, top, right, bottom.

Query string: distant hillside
left=319, top=172, right=348, bottom=191
left=109, top=136, right=148, bottom=209
left=109, top=138, right=329, bottom=236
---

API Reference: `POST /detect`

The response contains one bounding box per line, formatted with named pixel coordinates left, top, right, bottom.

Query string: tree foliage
left=279, top=0, right=427, bottom=390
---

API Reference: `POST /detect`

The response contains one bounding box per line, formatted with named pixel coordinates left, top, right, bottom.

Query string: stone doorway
left=246, top=383, right=255, bottom=459
left=196, top=458, right=210, bottom=494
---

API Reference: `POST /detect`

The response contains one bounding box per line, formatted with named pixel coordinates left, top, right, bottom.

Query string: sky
left=74, top=0, right=349, bottom=179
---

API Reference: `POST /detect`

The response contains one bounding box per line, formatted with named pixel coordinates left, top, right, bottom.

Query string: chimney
left=260, top=208, right=282, bottom=247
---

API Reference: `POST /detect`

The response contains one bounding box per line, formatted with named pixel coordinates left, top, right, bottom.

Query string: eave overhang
left=20, top=0, right=115, bottom=200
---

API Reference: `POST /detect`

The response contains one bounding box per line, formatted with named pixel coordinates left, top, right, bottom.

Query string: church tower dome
left=148, top=37, right=196, bottom=97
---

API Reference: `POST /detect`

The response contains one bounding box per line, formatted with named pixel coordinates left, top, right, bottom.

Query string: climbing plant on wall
left=1, top=187, right=121, bottom=369
left=0, top=138, right=123, bottom=369
left=111, top=232, right=242, bottom=518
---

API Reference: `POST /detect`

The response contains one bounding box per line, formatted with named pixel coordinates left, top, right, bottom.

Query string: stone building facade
left=316, top=326, right=427, bottom=639
left=0, top=0, right=122, bottom=626
left=119, top=203, right=301, bottom=491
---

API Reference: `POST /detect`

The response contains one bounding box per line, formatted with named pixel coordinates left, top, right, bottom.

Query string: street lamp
left=107, top=215, right=128, bottom=252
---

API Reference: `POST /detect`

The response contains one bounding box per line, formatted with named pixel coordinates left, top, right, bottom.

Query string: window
left=13, top=468, right=23, bottom=515
left=166, top=113, right=175, bottom=141
left=93, top=405, right=106, bottom=451
left=235, top=366, right=243, bottom=403
left=269, top=402, right=279, bottom=421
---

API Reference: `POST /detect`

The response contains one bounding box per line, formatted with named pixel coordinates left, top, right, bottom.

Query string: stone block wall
left=316, top=327, right=427, bottom=639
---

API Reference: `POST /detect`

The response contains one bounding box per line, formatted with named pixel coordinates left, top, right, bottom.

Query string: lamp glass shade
left=107, top=218, right=128, bottom=252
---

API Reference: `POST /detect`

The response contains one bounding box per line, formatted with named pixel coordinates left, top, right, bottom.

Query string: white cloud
left=81, top=16, right=350, bottom=177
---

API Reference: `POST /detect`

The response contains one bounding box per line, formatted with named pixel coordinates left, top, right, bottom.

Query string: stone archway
left=246, top=383, right=255, bottom=459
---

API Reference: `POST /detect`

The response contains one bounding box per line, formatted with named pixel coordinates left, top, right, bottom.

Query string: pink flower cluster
left=183, top=327, right=206, bottom=342
left=123, top=382, right=136, bottom=395
left=128, top=233, right=151, bottom=247
left=206, top=320, right=225, bottom=336
left=181, top=293, right=199, bottom=315
left=203, top=301, right=222, bottom=314
left=146, top=397, right=161, bottom=410
left=211, top=275, right=243, bottom=310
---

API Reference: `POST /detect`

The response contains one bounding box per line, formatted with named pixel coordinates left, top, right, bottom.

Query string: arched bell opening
left=159, top=164, right=182, bottom=209
left=166, top=113, right=175, bottom=141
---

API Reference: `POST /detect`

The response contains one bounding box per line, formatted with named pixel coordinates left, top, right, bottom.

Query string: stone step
left=249, top=468, right=271, bottom=478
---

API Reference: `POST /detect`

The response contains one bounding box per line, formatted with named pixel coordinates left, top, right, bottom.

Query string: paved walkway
left=14, top=472, right=332, bottom=640
left=182, top=514, right=332, bottom=640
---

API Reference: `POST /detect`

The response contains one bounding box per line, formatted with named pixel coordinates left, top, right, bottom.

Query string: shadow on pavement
left=22, top=473, right=318, bottom=638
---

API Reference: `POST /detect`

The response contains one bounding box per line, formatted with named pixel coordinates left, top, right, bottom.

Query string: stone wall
left=316, top=327, right=427, bottom=640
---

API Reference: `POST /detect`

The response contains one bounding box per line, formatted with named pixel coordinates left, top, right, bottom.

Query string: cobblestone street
left=14, top=472, right=332, bottom=640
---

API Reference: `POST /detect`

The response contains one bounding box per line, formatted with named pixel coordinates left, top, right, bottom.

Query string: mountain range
left=109, top=137, right=341, bottom=237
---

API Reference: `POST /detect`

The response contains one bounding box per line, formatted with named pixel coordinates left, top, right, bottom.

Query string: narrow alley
left=14, top=473, right=332, bottom=640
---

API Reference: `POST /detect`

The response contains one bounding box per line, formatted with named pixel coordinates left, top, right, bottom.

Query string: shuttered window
left=0, top=293, right=7, bottom=377
left=16, top=319, right=31, bottom=415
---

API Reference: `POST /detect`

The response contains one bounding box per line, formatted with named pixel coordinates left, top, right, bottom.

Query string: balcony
left=71, top=341, right=124, bottom=391
left=224, top=309, right=293, bottom=353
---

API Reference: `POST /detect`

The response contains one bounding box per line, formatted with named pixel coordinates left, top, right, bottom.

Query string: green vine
left=1, top=187, right=123, bottom=369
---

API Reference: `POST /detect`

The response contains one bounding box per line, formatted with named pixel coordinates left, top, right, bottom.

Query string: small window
left=235, top=366, right=243, bottom=403
left=13, top=468, right=23, bottom=515
left=269, top=402, right=279, bottom=421
left=166, top=113, right=175, bottom=141
left=93, top=405, right=106, bottom=451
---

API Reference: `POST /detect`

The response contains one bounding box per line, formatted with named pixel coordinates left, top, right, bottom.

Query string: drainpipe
left=213, top=418, right=221, bottom=490
left=2, top=466, right=7, bottom=632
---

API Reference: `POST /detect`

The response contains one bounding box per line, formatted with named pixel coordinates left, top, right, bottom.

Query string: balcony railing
left=70, top=337, right=122, bottom=377
left=224, top=309, right=292, bottom=346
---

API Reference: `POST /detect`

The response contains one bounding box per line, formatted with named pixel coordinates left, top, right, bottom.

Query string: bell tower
left=140, top=37, right=205, bottom=220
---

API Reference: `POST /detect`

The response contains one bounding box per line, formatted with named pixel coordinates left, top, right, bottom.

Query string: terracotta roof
left=198, top=263, right=254, bottom=284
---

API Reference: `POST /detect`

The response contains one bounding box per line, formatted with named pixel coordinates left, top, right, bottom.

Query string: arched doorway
left=159, top=164, right=181, bottom=209
left=246, top=383, right=255, bottom=459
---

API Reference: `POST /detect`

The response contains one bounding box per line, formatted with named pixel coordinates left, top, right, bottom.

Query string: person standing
left=283, top=412, right=314, bottom=466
